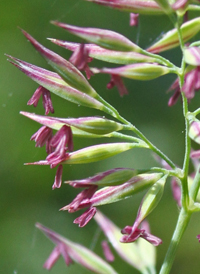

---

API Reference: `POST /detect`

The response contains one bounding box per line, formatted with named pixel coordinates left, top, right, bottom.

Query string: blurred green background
left=1, top=1, right=200, bottom=273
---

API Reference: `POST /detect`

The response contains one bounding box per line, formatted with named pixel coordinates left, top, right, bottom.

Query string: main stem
left=159, top=14, right=193, bottom=274
left=181, top=92, right=190, bottom=208
left=159, top=209, right=191, bottom=274
left=159, top=72, right=190, bottom=274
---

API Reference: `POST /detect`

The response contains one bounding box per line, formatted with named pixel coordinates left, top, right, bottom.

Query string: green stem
left=173, top=17, right=190, bottom=208
left=175, top=16, right=184, bottom=53
left=189, top=164, right=200, bottom=201
left=193, top=107, right=200, bottom=117
left=181, top=92, right=190, bottom=208
left=140, top=49, right=176, bottom=69
left=107, top=108, right=177, bottom=169
left=101, top=96, right=177, bottom=169
left=110, top=132, right=142, bottom=143
left=159, top=209, right=191, bottom=274
left=96, top=84, right=176, bottom=170
left=130, top=126, right=176, bottom=169
left=175, top=16, right=186, bottom=79
left=157, top=14, right=194, bottom=274
left=95, top=94, right=122, bottom=120
left=150, top=167, right=181, bottom=178
left=190, top=41, right=200, bottom=47
left=116, top=114, right=177, bottom=169
left=159, top=16, right=192, bottom=274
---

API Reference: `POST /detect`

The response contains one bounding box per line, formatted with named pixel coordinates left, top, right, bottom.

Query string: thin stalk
left=130, top=126, right=177, bottom=169
left=103, top=106, right=177, bottom=169
left=181, top=92, right=190, bottom=207
left=174, top=16, right=189, bottom=207
left=159, top=209, right=191, bottom=274
left=175, top=16, right=186, bottom=81
left=150, top=167, right=181, bottom=178
left=140, top=49, right=177, bottom=69
left=175, top=16, right=184, bottom=53
left=97, top=93, right=177, bottom=169
left=110, top=132, right=142, bottom=143
left=189, top=163, right=200, bottom=201
left=115, top=112, right=177, bottom=169
left=193, top=107, right=200, bottom=117
left=95, top=94, right=122, bottom=120
left=190, top=41, right=200, bottom=47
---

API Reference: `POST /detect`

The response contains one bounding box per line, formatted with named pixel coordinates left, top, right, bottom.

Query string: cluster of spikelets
left=7, top=0, right=200, bottom=272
